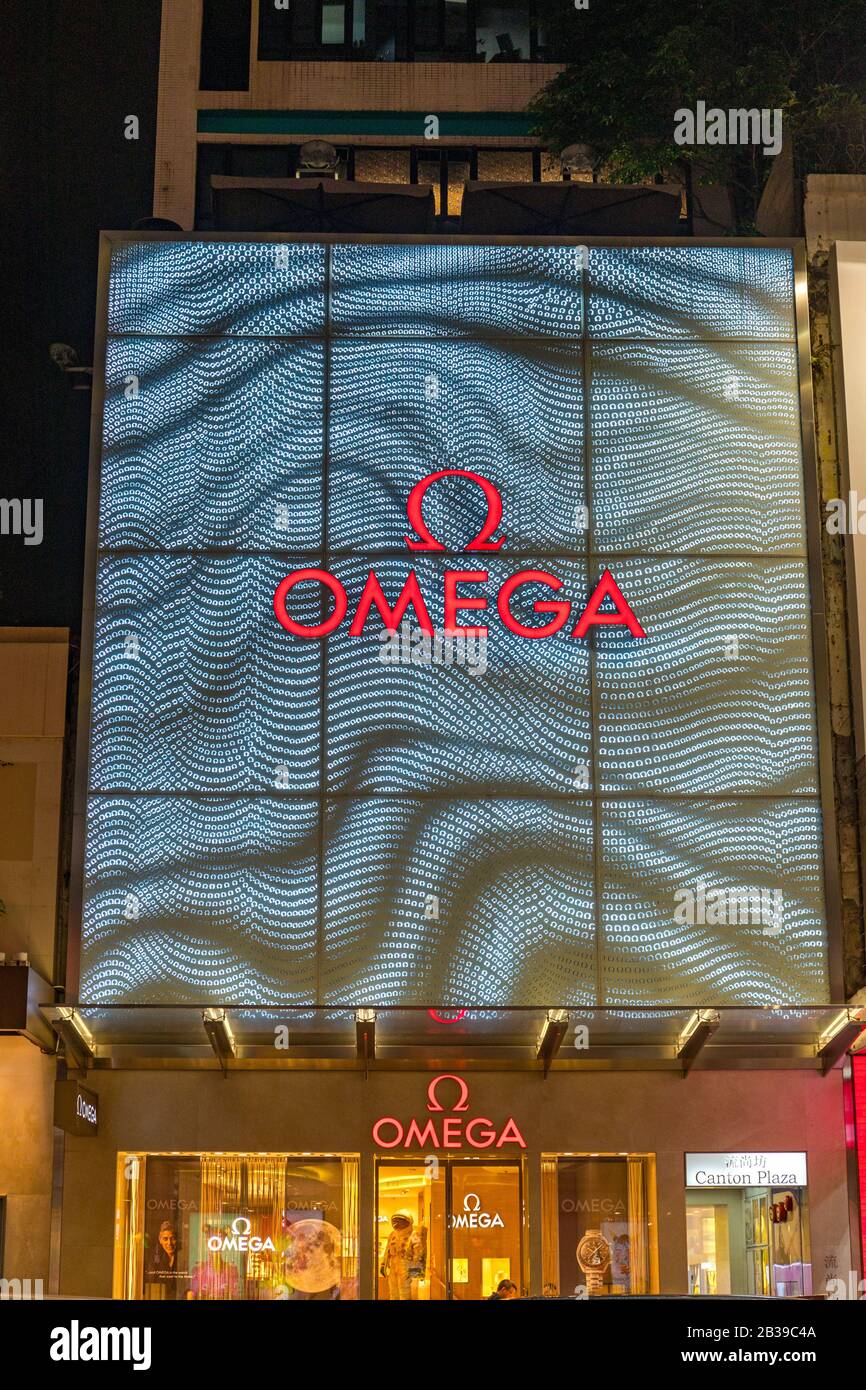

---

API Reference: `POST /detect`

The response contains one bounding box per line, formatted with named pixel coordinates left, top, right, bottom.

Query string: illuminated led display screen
left=80, top=238, right=830, bottom=1007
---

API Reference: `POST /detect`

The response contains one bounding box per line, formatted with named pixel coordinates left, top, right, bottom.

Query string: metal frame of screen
left=67, top=233, right=843, bottom=1007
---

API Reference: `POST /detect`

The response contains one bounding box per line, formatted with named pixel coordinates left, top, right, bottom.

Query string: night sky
left=2, top=0, right=161, bottom=631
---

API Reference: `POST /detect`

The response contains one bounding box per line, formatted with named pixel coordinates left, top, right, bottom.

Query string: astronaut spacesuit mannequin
left=381, top=1211, right=424, bottom=1300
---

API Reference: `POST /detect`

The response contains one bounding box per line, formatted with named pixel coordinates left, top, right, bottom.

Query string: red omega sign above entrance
left=273, top=469, right=647, bottom=641
left=372, top=1074, right=527, bottom=1151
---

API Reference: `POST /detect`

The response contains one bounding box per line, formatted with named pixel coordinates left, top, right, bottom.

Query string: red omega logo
left=428, top=1008, right=468, bottom=1025
left=372, top=1074, right=526, bottom=1150
left=404, top=467, right=505, bottom=551
left=426, top=1073, right=470, bottom=1112
left=273, top=471, right=646, bottom=642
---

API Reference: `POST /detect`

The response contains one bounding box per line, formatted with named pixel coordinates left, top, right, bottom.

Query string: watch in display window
left=576, top=1229, right=612, bottom=1293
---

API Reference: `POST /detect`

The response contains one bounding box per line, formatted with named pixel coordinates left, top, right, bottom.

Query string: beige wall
left=59, top=1067, right=852, bottom=1299
left=0, top=628, right=68, bottom=980
left=0, top=1038, right=56, bottom=1285
left=0, top=628, right=68, bottom=1287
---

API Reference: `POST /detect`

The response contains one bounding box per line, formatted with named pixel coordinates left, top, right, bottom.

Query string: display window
left=541, top=1154, right=659, bottom=1296
left=114, top=1152, right=360, bottom=1300
left=375, top=1158, right=525, bottom=1300
left=686, top=1187, right=811, bottom=1296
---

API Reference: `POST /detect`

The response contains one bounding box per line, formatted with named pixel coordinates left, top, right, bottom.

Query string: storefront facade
left=57, top=1066, right=851, bottom=1299
left=51, top=232, right=864, bottom=1299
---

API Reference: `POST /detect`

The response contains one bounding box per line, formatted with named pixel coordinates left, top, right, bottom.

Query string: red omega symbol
left=428, top=1008, right=468, bottom=1025
left=404, top=468, right=506, bottom=552
left=426, top=1073, right=470, bottom=1112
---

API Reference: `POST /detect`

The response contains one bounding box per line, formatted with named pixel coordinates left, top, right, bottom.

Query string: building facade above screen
left=79, top=237, right=830, bottom=1007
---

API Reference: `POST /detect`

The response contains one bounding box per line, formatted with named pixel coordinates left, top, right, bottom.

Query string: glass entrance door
left=448, top=1162, right=522, bottom=1300
left=375, top=1159, right=524, bottom=1300
left=686, top=1187, right=811, bottom=1297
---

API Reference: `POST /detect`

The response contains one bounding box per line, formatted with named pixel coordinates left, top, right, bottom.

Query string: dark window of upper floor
left=256, top=0, right=553, bottom=63
left=201, top=0, right=252, bottom=90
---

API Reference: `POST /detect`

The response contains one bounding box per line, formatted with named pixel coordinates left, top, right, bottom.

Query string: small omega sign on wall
left=54, top=1079, right=99, bottom=1138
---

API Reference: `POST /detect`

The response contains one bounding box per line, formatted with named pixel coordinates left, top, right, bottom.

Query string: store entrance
left=687, top=1187, right=811, bottom=1296
left=375, top=1159, right=524, bottom=1300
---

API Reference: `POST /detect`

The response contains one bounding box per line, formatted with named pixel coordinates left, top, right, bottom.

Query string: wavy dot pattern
left=329, top=338, right=585, bottom=552
left=601, top=799, right=828, bottom=1006
left=82, top=796, right=318, bottom=1004
left=89, top=555, right=321, bottom=793
left=591, top=343, right=807, bottom=554
left=321, top=798, right=596, bottom=1005
left=587, top=246, right=796, bottom=340
left=101, top=337, right=324, bottom=551
left=330, top=242, right=585, bottom=338
left=595, top=559, right=819, bottom=795
left=82, top=239, right=829, bottom=1007
left=326, top=557, right=591, bottom=794
left=107, top=240, right=326, bottom=336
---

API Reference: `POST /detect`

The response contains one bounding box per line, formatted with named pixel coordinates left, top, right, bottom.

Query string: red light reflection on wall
left=854, top=1055, right=866, bottom=1266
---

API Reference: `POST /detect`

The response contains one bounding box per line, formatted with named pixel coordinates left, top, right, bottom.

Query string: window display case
left=114, top=1152, right=360, bottom=1300
left=540, top=1153, right=659, bottom=1296
left=686, top=1184, right=811, bottom=1297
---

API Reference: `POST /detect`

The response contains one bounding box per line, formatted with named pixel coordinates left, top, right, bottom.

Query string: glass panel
left=325, top=558, right=591, bottom=795
left=595, top=560, right=819, bottom=795
left=541, top=152, right=563, bottom=182
left=476, top=5, right=531, bottom=62
left=590, top=343, right=807, bottom=555
left=101, top=338, right=324, bottom=551
left=329, top=242, right=584, bottom=338
left=289, top=0, right=319, bottom=51
left=587, top=246, right=796, bottom=341
left=354, top=148, right=410, bottom=183
left=770, top=1187, right=810, bottom=1295
left=413, top=0, right=441, bottom=57
left=352, top=0, right=366, bottom=48
left=116, top=1154, right=357, bottom=1300
left=746, top=1191, right=770, bottom=1295
left=258, top=0, right=292, bottom=59
left=600, top=798, right=829, bottom=1007
left=450, top=1164, right=522, bottom=1299
left=321, top=3, right=346, bottom=43
left=550, top=1156, right=657, bottom=1296
left=143, top=1155, right=201, bottom=1300
left=376, top=1163, right=447, bottom=1300
left=477, top=150, right=533, bottom=181
left=89, top=556, right=322, bottom=792
left=688, top=1187, right=811, bottom=1297
left=82, top=796, right=319, bottom=1004
left=323, top=798, right=595, bottom=1004
left=367, top=0, right=406, bottom=59
left=328, top=337, right=585, bottom=552
left=107, top=240, right=326, bottom=337
left=687, top=1201, right=731, bottom=1294
left=444, top=0, right=470, bottom=56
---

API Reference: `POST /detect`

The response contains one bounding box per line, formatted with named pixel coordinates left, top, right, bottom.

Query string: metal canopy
left=40, top=1003, right=866, bottom=1073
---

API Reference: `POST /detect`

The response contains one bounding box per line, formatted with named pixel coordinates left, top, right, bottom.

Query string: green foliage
left=531, top=0, right=866, bottom=228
